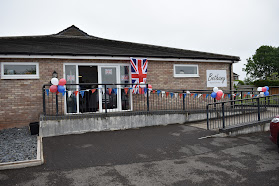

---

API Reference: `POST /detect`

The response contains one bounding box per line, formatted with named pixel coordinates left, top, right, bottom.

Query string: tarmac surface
left=1, top=123, right=279, bottom=186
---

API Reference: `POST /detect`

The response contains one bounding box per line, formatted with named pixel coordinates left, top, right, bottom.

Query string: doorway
left=64, top=63, right=132, bottom=114
left=78, top=66, right=98, bottom=113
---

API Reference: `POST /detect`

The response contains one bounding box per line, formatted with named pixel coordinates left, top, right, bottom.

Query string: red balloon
left=59, top=78, right=67, bottom=86
left=50, top=85, right=58, bottom=93
left=216, top=90, right=223, bottom=97
left=216, top=96, right=222, bottom=100
left=262, top=87, right=267, bottom=92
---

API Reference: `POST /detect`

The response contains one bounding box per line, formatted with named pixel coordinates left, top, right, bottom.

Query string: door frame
left=98, top=65, right=121, bottom=112
left=63, top=63, right=132, bottom=114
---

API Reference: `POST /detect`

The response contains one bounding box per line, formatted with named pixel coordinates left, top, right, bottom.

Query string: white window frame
left=173, top=64, right=199, bottom=77
left=1, top=62, right=39, bottom=79
left=63, top=63, right=133, bottom=114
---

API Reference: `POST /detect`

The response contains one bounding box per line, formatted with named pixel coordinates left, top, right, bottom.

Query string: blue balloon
left=57, top=85, right=65, bottom=93
left=211, top=92, right=217, bottom=98
left=264, top=91, right=269, bottom=96
left=265, top=86, right=269, bottom=91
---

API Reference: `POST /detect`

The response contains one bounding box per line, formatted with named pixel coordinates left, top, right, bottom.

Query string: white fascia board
left=0, top=55, right=235, bottom=63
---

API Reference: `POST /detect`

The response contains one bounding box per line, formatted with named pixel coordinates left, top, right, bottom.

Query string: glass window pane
left=65, top=65, right=77, bottom=113
left=4, top=65, right=36, bottom=75
left=120, top=66, right=130, bottom=110
left=101, top=67, right=117, bottom=109
left=65, top=65, right=76, bottom=85
left=175, top=66, right=197, bottom=75
left=120, top=66, right=130, bottom=85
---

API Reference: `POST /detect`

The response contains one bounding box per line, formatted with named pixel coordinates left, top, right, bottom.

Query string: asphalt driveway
left=1, top=123, right=279, bottom=186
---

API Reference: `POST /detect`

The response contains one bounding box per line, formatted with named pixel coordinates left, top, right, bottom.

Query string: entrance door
left=78, top=66, right=98, bottom=113
left=99, top=66, right=120, bottom=112
left=64, top=64, right=131, bottom=114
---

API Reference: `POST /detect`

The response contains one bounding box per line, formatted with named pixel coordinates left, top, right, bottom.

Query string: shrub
left=235, top=80, right=245, bottom=85
left=253, top=80, right=279, bottom=87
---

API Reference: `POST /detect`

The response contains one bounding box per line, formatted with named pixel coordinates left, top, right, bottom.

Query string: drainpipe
left=229, top=62, right=233, bottom=105
left=229, top=62, right=233, bottom=91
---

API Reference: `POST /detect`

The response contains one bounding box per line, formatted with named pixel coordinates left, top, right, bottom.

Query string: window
left=173, top=64, right=199, bottom=77
left=1, top=62, right=39, bottom=79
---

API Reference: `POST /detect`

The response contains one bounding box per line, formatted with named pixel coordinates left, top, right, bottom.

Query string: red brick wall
left=147, top=61, right=231, bottom=90
left=0, top=58, right=231, bottom=129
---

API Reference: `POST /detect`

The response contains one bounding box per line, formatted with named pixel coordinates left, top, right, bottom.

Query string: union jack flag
left=130, top=58, right=148, bottom=93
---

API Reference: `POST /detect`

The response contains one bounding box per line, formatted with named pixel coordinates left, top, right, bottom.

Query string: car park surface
left=1, top=124, right=279, bottom=186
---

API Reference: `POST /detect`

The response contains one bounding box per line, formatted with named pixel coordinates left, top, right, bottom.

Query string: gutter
left=0, top=54, right=238, bottom=63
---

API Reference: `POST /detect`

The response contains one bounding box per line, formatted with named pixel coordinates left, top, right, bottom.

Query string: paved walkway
left=1, top=123, right=279, bottom=185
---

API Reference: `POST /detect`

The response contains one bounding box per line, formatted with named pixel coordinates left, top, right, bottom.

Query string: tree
left=243, top=45, right=279, bottom=80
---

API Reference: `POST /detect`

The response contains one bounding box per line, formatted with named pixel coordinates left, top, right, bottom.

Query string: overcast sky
left=1, top=0, right=278, bottom=80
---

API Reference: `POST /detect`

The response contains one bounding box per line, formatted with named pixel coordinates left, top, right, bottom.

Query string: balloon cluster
left=211, top=87, right=223, bottom=100
left=257, top=86, right=269, bottom=96
left=49, top=78, right=66, bottom=94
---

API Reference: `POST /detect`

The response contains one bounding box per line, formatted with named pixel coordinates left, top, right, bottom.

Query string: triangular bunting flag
left=228, top=94, right=231, bottom=98
left=91, top=89, right=96, bottom=94
left=194, top=93, right=197, bottom=98
left=152, top=90, right=156, bottom=94
left=175, top=93, right=178, bottom=98
left=203, top=94, right=206, bottom=99
left=124, top=87, right=129, bottom=94
left=68, top=91, right=72, bottom=98
left=170, top=92, right=173, bottom=98
left=46, top=89, right=49, bottom=96
left=183, top=93, right=187, bottom=98
left=166, top=92, right=169, bottom=98
left=74, top=91, right=79, bottom=96
left=62, top=91, right=65, bottom=97
left=80, top=91, right=85, bottom=98
left=161, top=91, right=165, bottom=98
left=108, top=88, right=112, bottom=95
left=144, top=88, right=148, bottom=94
left=113, top=88, right=117, bottom=95
left=157, top=90, right=161, bottom=96
left=244, top=94, right=247, bottom=98
left=191, top=93, right=194, bottom=97
left=224, top=94, right=226, bottom=98
left=206, top=94, right=209, bottom=98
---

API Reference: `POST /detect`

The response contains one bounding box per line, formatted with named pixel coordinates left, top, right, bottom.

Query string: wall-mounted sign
left=105, top=69, right=112, bottom=75
left=206, top=70, right=227, bottom=87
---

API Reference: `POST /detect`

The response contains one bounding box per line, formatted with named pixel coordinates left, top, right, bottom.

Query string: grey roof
left=0, top=25, right=240, bottom=61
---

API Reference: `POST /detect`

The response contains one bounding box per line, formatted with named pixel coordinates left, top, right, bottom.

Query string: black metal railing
left=206, top=94, right=279, bottom=130
left=42, top=83, right=267, bottom=116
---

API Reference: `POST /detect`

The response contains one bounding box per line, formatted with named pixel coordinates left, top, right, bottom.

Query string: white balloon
left=257, top=87, right=262, bottom=92
left=213, top=87, right=218, bottom=93
left=51, top=78, right=59, bottom=85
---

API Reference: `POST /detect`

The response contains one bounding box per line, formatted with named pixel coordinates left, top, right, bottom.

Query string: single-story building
left=0, top=25, right=240, bottom=130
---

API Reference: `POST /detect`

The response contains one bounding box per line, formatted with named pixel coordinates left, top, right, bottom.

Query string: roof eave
left=0, top=52, right=240, bottom=62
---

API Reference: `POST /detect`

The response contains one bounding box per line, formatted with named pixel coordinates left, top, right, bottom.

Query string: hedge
left=253, top=80, right=279, bottom=87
